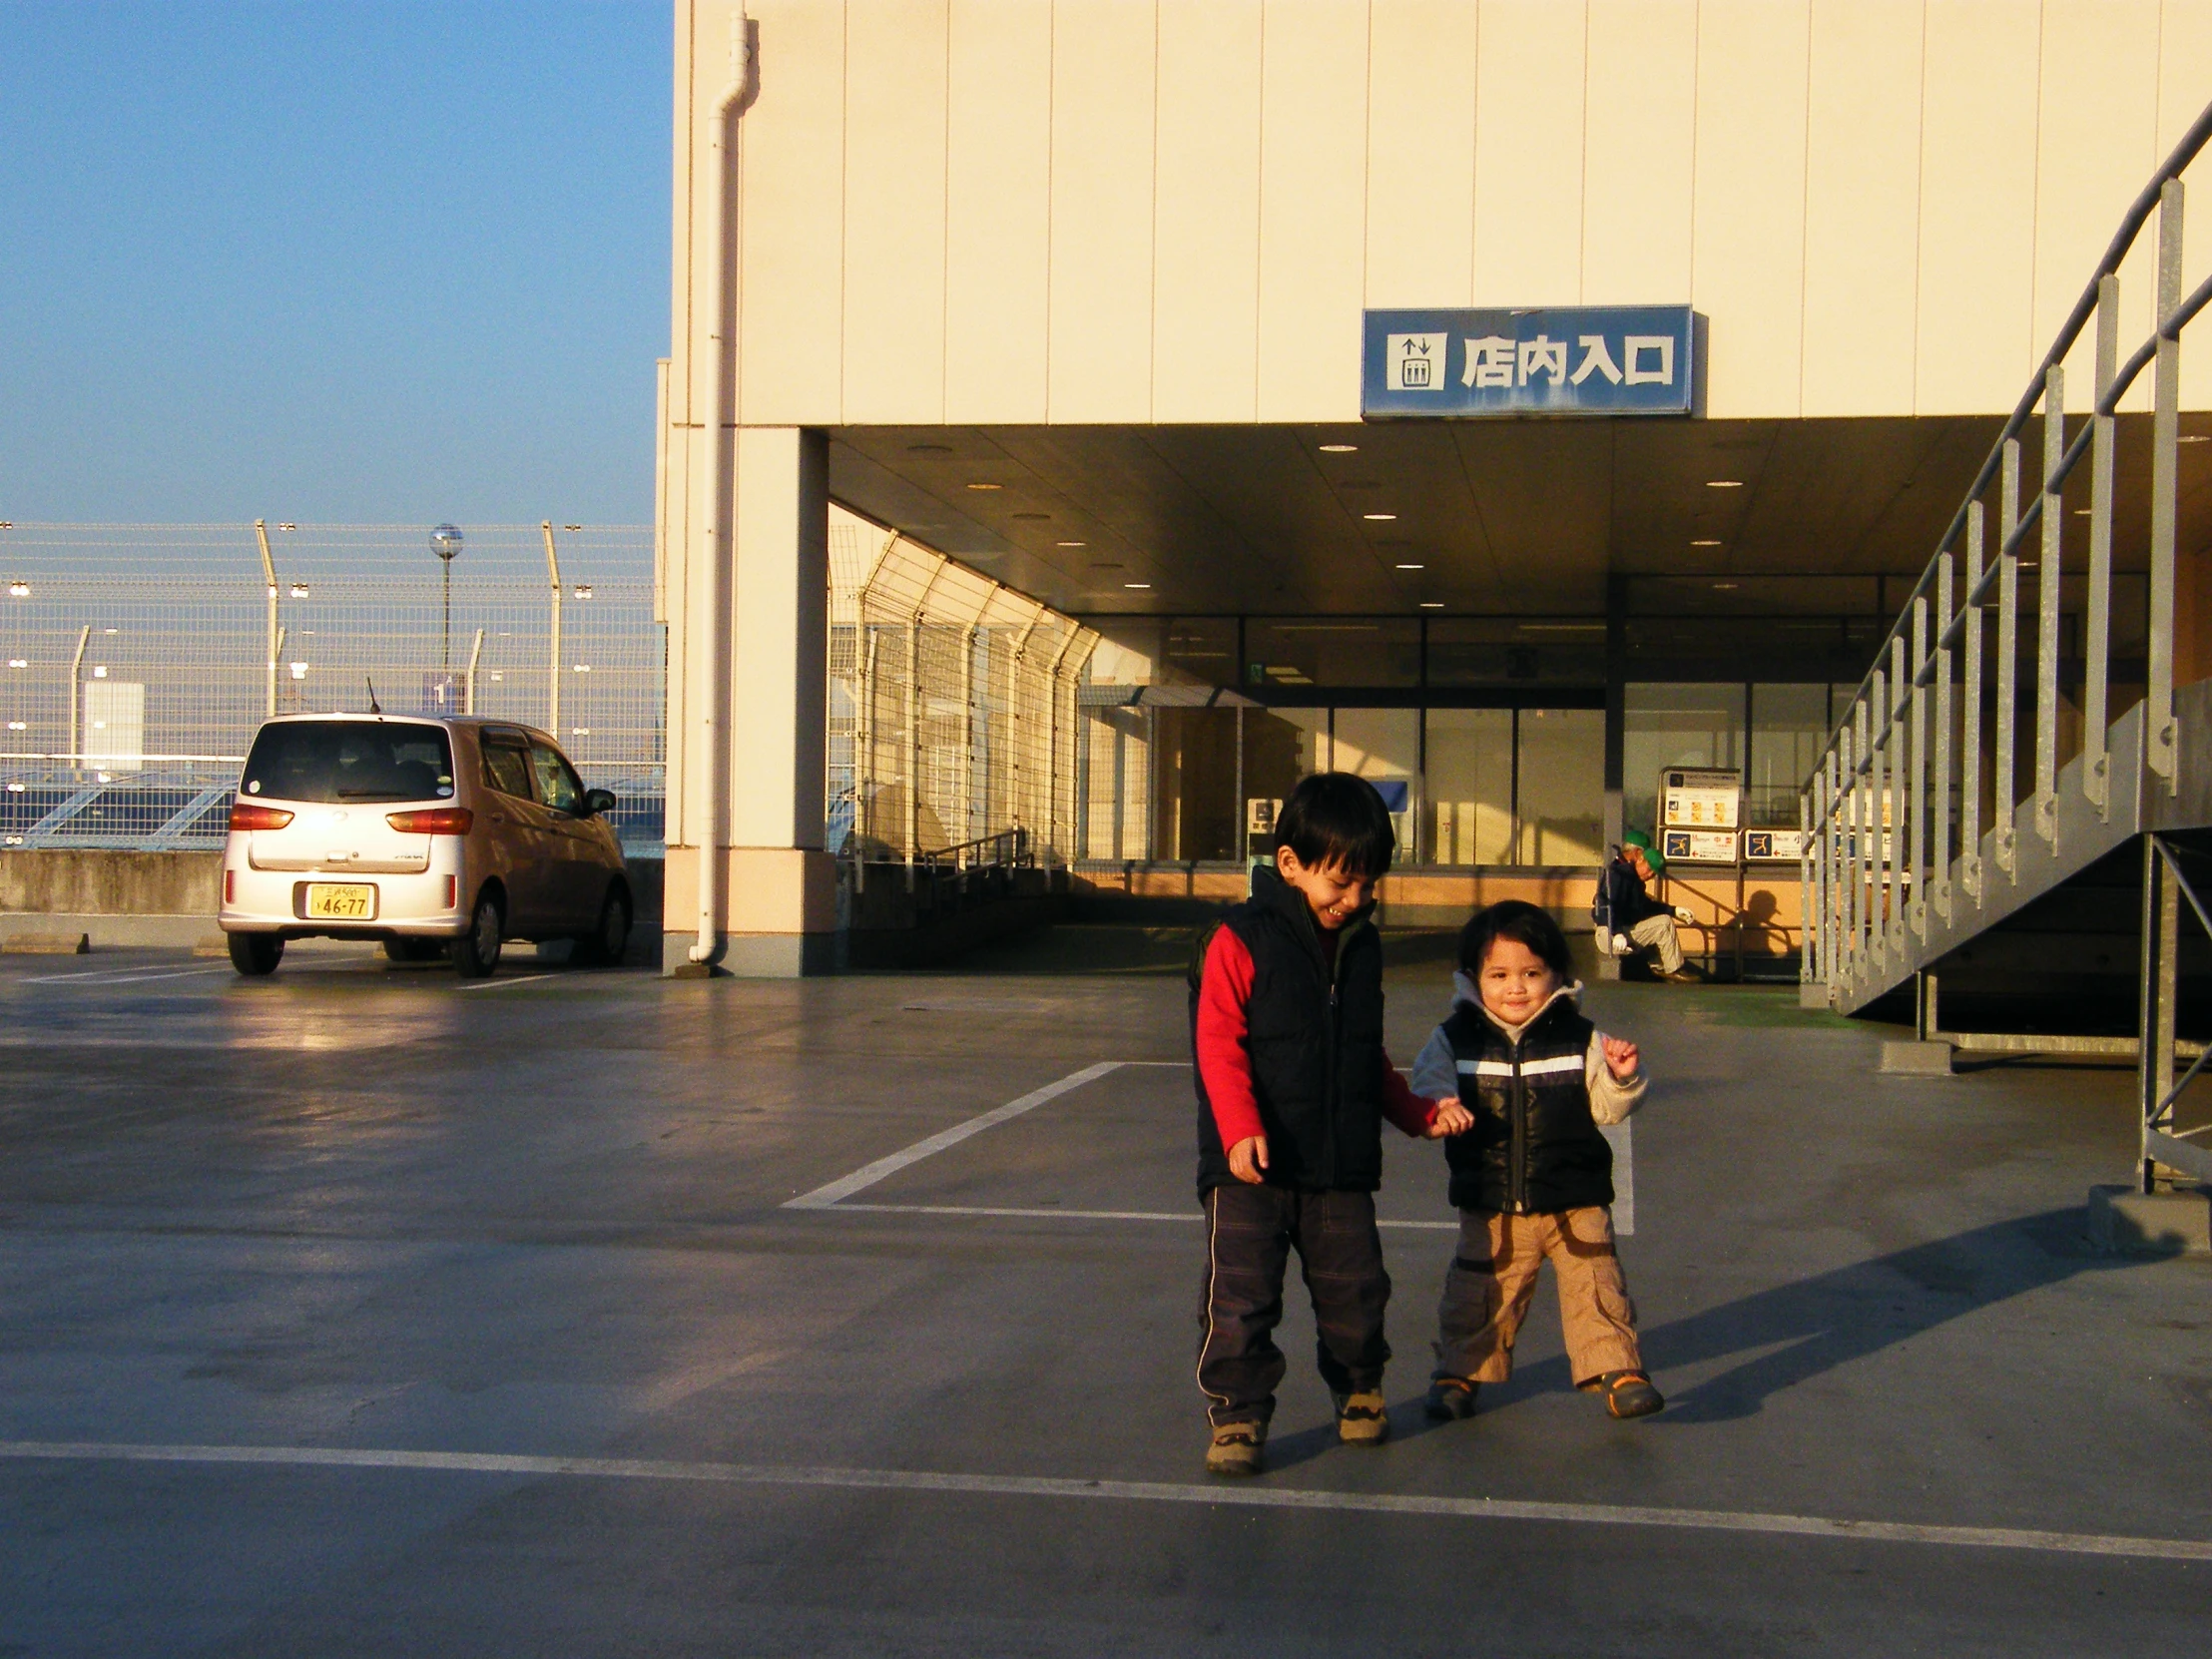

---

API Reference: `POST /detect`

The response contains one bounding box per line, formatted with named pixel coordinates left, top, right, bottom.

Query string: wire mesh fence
left=0, top=523, right=664, bottom=853
left=828, top=515, right=1098, bottom=874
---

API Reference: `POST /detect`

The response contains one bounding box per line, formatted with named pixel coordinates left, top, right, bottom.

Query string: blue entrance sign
left=1362, top=305, right=1704, bottom=418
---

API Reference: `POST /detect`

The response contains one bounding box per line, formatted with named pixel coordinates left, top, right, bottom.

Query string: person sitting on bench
left=1593, top=832, right=1698, bottom=983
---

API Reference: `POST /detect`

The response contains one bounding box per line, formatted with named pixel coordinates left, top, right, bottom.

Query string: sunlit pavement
left=1, top=930, right=2206, bottom=1656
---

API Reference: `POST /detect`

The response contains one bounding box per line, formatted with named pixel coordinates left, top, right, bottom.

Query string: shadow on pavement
left=1491, top=1208, right=2154, bottom=1424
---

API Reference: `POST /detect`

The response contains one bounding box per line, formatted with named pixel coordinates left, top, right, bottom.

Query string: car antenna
left=366, top=677, right=382, bottom=716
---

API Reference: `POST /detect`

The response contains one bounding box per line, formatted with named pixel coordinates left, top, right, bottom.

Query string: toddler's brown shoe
left=1333, top=1389, right=1390, bottom=1445
left=1599, top=1370, right=1665, bottom=1418
left=1205, top=1421, right=1266, bottom=1476
left=1423, top=1375, right=1480, bottom=1420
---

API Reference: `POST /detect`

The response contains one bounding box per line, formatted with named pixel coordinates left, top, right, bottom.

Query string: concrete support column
left=664, top=425, right=838, bottom=975
left=1599, top=575, right=1628, bottom=980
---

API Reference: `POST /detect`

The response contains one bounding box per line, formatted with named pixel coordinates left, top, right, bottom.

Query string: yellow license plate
left=305, top=883, right=376, bottom=920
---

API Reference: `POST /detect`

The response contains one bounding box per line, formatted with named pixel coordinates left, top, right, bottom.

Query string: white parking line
left=19, top=965, right=233, bottom=986
left=785, top=1061, right=1125, bottom=1209
left=456, top=973, right=559, bottom=991
left=2, top=1439, right=2203, bottom=1564
left=824, top=1202, right=1456, bottom=1230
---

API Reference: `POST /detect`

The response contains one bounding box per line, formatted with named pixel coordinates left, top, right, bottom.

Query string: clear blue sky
left=0, top=1, right=668, bottom=525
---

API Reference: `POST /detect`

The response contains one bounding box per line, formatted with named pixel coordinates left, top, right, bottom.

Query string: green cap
left=1622, top=829, right=1665, bottom=871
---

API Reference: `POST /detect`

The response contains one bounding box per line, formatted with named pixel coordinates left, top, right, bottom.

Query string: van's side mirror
left=582, top=788, right=618, bottom=818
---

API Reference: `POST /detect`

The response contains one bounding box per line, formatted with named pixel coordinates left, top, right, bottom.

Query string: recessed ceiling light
left=2180, top=434, right=2210, bottom=444
left=1691, top=538, right=1722, bottom=547
left=1706, top=479, right=1744, bottom=488
left=1319, top=442, right=1359, bottom=452
left=965, top=481, right=1002, bottom=491
left=1364, top=512, right=1396, bottom=521
left=1056, top=540, right=1087, bottom=547
left=1124, top=582, right=1152, bottom=590
left=1712, top=582, right=1739, bottom=591
left=1394, top=563, right=1425, bottom=570
left=2073, top=508, right=2092, bottom=516
left=1419, top=601, right=1444, bottom=609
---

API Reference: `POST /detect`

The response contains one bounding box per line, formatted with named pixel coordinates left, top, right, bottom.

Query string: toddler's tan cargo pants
left=1432, top=1205, right=1641, bottom=1387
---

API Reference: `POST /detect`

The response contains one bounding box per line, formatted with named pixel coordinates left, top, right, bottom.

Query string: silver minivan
left=219, top=714, right=633, bottom=977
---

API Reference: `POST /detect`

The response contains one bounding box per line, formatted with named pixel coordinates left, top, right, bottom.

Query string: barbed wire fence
left=0, top=523, right=664, bottom=853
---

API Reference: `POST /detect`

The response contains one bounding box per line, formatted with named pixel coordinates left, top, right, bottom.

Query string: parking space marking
left=457, top=973, right=560, bottom=991
left=785, top=1061, right=1125, bottom=1210
left=18, top=965, right=233, bottom=986
left=3, top=1439, right=2204, bottom=1564
left=824, top=1202, right=1456, bottom=1230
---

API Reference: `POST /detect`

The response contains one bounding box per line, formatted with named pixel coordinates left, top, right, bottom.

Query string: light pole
left=431, top=524, right=463, bottom=674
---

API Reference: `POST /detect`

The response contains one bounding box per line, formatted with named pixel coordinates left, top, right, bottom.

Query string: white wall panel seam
left=939, top=8, right=953, bottom=426
left=1912, top=0, right=1929, bottom=416
left=1795, top=3, right=1814, bottom=417
left=2025, top=0, right=2045, bottom=388
left=1043, top=2, right=1056, bottom=423
left=1253, top=1, right=1267, bottom=416
left=1148, top=1, right=1163, bottom=422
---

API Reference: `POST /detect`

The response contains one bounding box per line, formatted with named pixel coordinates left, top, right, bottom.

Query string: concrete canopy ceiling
left=829, top=414, right=2212, bottom=621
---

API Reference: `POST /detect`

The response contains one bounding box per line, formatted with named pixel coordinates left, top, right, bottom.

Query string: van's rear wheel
left=575, top=886, right=632, bottom=966
left=451, top=894, right=503, bottom=978
left=228, top=932, right=283, bottom=976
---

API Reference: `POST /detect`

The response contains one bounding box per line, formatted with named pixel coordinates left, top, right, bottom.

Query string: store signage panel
left=1363, top=305, right=1704, bottom=417
left=1661, top=829, right=1739, bottom=865
left=1744, top=829, right=1810, bottom=862
left=1660, top=768, right=1741, bottom=832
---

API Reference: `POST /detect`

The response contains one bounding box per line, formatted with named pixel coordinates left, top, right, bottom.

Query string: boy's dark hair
left=1273, top=772, right=1396, bottom=878
left=1458, top=899, right=1574, bottom=981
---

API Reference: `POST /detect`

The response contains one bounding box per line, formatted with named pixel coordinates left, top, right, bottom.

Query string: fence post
left=66, top=624, right=90, bottom=767
left=255, top=519, right=278, bottom=718
left=465, top=628, right=486, bottom=716
left=542, top=522, right=563, bottom=739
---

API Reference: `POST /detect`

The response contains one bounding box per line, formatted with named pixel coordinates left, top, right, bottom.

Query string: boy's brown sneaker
left=1333, top=1389, right=1390, bottom=1445
left=1205, top=1421, right=1266, bottom=1476
left=1423, top=1375, right=1480, bottom=1420
left=1599, top=1370, right=1665, bottom=1419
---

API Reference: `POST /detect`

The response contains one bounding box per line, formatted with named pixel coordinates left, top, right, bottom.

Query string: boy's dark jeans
left=1196, top=1184, right=1392, bottom=1428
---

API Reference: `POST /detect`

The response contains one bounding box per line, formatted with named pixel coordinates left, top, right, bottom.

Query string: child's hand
left=1229, top=1135, right=1270, bottom=1184
left=1601, top=1036, right=1640, bottom=1081
left=1425, top=1097, right=1474, bottom=1138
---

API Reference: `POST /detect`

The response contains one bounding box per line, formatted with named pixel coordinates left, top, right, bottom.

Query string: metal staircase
left=1802, top=105, right=2212, bottom=1192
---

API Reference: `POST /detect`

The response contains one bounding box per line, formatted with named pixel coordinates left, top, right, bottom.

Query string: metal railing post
left=464, top=627, right=486, bottom=716
left=1934, top=550, right=1955, bottom=921
left=2034, top=365, right=2063, bottom=848
left=1824, top=749, right=1842, bottom=986
left=1886, top=642, right=1907, bottom=951
left=2086, top=274, right=2118, bottom=817
left=1851, top=703, right=1870, bottom=967
left=2138, top=837, right=2180, bottom=1193
left=1994, top=439, right=2021, bottom=877
left=1961, top=502, right=1985, bottom=903
left=1910, top=599, right=1930, bottom=937
left=2148, top=180, right=2183, bottom=788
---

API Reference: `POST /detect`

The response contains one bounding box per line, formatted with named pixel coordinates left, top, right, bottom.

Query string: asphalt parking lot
left=2, top=929, right=2208, bottom=1656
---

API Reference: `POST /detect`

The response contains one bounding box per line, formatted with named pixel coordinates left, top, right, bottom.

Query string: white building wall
left=678, top=0, right=2212, bottom=431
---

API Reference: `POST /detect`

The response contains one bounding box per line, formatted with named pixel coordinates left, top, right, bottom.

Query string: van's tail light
left=224, top=869, right=235, bottom=904
left=386, top=808, right=474, bottom=835
left=444, top=875, right=458, bottom=909
left=229, top=803, right=294, bottom=831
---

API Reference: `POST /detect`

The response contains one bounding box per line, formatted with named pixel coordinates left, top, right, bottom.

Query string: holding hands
left=1425, top=1096, right=1474, bottom=1138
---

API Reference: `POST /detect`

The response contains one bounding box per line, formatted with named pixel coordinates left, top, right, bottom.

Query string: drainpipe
left=690, top=11, right=758, bottom=965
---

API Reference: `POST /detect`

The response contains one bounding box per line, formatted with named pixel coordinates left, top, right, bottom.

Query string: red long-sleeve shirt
left=1195, top=923, right=1437, bottom=1151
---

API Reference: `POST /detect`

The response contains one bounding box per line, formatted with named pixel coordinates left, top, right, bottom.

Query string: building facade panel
left=1362, top=0, right=1480, bottom=310
left=1256, top=0, right=1371, bottom=420
left=944, top=0, right=1055, bottom=422
left=1045, top=0, right=1160, bottom=421
left=1801, top=0, right=1924, bottom=417
left=1151, top=0, right=1266, bottom=421
left=1471, top=0, right=1588, bottom=307
left=1581, top=0, right=1696, bottom=306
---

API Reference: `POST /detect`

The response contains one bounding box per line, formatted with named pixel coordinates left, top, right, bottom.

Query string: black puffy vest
left=1440, top=991, right=1612, bottom=1214
left=1192, top=866, right=1387, bottom=1199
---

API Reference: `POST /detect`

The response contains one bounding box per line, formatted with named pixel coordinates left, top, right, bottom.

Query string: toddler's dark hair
left=1273, top=772, right=1396, bottom=878
left=1458, top=899, right=1574, bottom=981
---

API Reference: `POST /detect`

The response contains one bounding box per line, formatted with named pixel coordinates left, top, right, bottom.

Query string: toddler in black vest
left=1408, top=899, right=1665, bottom=1421
left=1190, top=774, right=1473, bottom=1476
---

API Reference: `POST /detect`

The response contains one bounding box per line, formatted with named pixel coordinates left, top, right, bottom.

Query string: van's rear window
left=240, top=723, right=455, bottom=805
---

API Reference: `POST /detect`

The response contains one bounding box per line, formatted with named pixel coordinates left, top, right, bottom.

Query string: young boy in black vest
left=1191, top=773, right=1473, bottom=1476
left=1409, top=900, right=1664, bottom=1421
